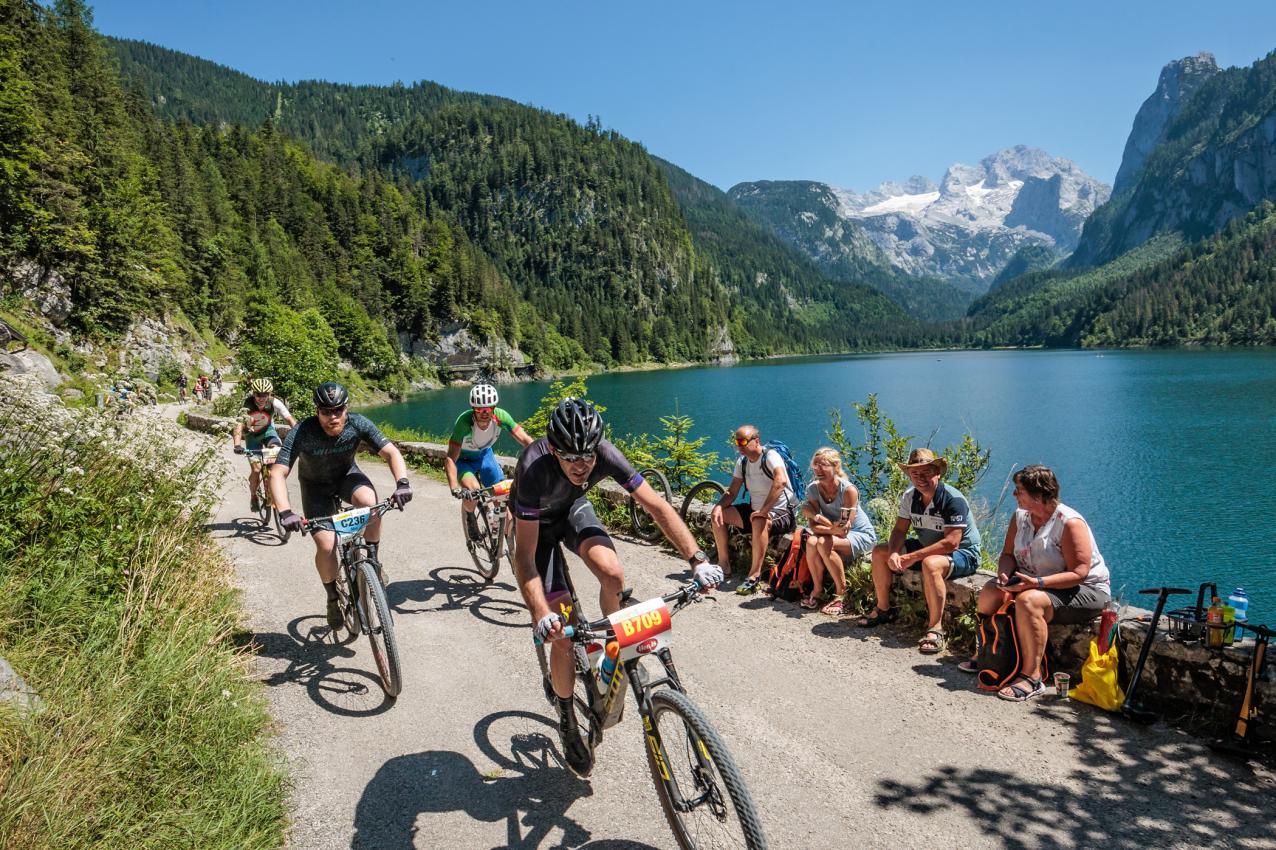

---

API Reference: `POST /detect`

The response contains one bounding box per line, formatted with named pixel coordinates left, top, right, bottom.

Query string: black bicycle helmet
left=546, top=398, right=604, bottom=454
left=313, top=381, right=349, bottom=409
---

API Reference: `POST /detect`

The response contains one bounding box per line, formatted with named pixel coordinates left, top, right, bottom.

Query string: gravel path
left=197, top=431, right=1276, bottom=850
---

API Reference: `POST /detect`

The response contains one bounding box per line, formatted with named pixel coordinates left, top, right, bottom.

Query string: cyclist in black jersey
left=514, top=398, right=723, bottom=777
left=271, top=382, right=413, bottom=631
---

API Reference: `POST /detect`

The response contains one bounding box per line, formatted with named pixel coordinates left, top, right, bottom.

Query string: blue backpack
left=737, top=440, right=804, bottom=509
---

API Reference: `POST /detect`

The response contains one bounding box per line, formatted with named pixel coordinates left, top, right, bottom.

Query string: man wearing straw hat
left=856, top=448, right=981, bottom=655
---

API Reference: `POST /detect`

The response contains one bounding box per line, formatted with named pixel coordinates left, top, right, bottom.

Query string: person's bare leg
left=748, top=514, right=770, bottom=580
left=1015, top=590, right=1052, bottom=680
left=919, top=555, right=950, bottom=631
left=579, top=537, right=624, bottom=617
left=870, top=543, right=893, bottom=612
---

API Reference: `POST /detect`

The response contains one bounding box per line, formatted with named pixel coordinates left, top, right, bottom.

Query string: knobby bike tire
left=645, top=688, right=768, bottom=850
left=631, top=467, right=672, bottom=541
left=679, top=480, right=726, bottom=524
left=465, top=503, right=500, bottom=582
left=334, top=571, right=360, bottom=645
left=256, top=485, right=271, bottom=527
left=356, top=560, right=403, bottom=697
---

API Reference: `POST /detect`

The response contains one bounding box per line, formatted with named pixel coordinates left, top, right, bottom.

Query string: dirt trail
left=191, top=425, right=1275, bottom=850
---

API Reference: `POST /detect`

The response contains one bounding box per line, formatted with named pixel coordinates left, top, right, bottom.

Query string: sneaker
left=735, top=577, right=761, bottom=596
left=326, top=598, right=342, bottom=632
left=250, top=494, right=261, bottom=514
left=557, top=702, right=594, bottom=778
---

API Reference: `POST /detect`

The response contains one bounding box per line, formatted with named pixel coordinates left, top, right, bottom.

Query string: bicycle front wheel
left=631, top=467, right=672, bottom=541
left=645, top=688, right=767, bottom=850
left=356, top=560, right=402, bottom=697
left=256, top=486, right=271, bottom=527
left=273, top=507, right=292, bottom=542
left=465, top=505, right=501, bottom=582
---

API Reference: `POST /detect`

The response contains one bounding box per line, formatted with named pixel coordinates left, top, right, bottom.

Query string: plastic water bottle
left=1228, top=587, right=1249, bottom=642
left=595, top=641, right=620, bottom=695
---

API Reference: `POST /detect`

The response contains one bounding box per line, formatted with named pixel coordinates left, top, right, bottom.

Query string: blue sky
left=89, top=1, right=1276, bottom=192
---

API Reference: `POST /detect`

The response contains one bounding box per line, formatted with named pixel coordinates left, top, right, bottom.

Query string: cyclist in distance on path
left=232, top=377, right=298, bottom=513
left=513, top=398, right=724, bottom=777
left=445, top=382, right=534, bottom=539
left=272, top=382, right=413, bottom=631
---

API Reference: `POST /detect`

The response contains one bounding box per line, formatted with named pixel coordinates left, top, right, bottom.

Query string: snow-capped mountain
left=730, top=146, right=1111, bottom=285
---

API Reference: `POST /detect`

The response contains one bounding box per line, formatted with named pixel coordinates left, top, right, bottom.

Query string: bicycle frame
left=463, top=479, right=515, bottom=579
left=302, top=500, right=397, bottom=635
left=243, top=446, right=281, bottom=507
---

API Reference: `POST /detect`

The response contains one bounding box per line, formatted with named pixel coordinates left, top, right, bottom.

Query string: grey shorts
left=722, top=503, right=796, bottom=536
left=1044, top=585, right=1111, bottom=625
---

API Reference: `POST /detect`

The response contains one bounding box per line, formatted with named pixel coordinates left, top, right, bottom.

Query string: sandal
left=799, top=594, right=820, bottom=610
left=821, top=598, right=846, bottom=617
left=997, top=675, right=1045, bottom=702
left=918, top=628, right=946, bottom=654
left=855, top=606, right=898, bottom=628
left=957, top=659, right=979, bottom=674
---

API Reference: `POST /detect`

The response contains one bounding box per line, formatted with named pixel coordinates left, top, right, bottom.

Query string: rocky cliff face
left=731, top=146, right=1109, bottom=287
left=1070, top=49, right=1276, bottom=268
left=1112, top=53, right=1220, bottom=194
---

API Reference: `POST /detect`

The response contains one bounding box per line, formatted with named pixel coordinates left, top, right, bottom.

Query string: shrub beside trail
left=0, top=376, right=286, bottom=850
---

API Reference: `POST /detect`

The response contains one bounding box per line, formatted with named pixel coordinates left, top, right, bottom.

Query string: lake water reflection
left=367, top=349, right=1276, bottom=621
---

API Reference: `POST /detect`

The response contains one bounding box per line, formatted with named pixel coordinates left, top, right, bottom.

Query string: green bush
left=616, top=414, right=719, bottom=494
left=236, top=301, right=339, bottom=417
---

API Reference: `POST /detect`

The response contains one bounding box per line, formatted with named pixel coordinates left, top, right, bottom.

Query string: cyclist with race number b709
left=512, top=398, right=723, bottom=777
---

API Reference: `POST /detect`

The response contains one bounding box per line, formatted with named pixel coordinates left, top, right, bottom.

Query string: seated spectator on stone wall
left=857, top=448, right=982, bottom=655
left=710, top=425, right=796, bottom=596
left=959, top=464, right=1112, bottom=701
left=798, top=447, right=877, bottom=616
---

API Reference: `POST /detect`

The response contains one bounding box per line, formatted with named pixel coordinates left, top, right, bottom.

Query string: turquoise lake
left=367, top=349, right=1276, bottom=623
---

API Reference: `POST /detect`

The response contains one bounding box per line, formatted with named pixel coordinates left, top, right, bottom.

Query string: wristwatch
left=688, top=550, right=709, bottom=568
left=1037, top=576, right=1045, bottom=590
left=396, top=477, right=410, bottom=487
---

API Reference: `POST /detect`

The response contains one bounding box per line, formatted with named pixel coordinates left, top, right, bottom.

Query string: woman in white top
left=798, top=447, right=877, bottom=616
left=961, top=464, right=1112, bottom=702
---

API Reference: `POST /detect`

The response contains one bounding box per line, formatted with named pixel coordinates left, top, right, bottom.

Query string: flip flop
left=957, top=659, right=979, bottom=674
left=799, top=595, right=820, bottom=610
left=821, top=599, right=846, bottom=617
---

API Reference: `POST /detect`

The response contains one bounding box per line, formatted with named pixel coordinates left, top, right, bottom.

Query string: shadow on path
left=351, top=709, right=636, bottom=849
left=204, top=514, right=287, bottom=547
left=873, top=702, right=1276, bottom=849
left=241, top=615, right=395, bottom=718
left=387, top=566, right=529, bottom=629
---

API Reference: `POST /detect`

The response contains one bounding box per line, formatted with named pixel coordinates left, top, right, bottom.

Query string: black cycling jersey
left=277, top=412, right=390, bottom=485
left=512, top=438, right=643, bottom=523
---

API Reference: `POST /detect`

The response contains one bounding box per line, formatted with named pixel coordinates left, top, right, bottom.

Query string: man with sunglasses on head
left=513, top=398, right=723, bottom=777
left=271, top=382, right=413, bottom=631
left=231, top=377, right=298, bottom=514
left=446, top=382, right=534, bottom=541
left=711, top=425, right=796, bottom=595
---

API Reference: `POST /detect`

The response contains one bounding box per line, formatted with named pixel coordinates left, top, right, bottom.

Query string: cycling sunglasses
left=317, top=404, right=347, bottom=417
left=556, top=449, right=596, bottom=464
left=734, top=435, right=757, bottom=447
left=472, top=406, right=495, bottom=415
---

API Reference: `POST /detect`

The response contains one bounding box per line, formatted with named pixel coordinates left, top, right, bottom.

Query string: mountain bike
left=534, top=558, right=768, bottom=849
left=302, top=499, right=403, bottom=697
left=243, top=446, right=289, bottom=541
left=628, top=467, right=672, bottom=542
left=462, top=479, right=515, bottom=581
left=679, top=479, right=726, bottom=523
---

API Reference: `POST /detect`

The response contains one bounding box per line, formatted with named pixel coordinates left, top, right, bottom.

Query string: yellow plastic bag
left=1070, top=638, right=1125, bottom=710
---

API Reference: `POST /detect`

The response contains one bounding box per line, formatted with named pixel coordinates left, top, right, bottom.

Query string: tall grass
left=0, top=376, right=286, bottom=850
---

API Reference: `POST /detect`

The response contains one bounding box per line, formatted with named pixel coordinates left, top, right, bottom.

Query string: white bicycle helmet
left=469, top=382, right=499, bottom=407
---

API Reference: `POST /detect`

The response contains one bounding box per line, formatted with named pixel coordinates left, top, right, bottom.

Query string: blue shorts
left=456, top=450, right=504, bottom=488
left=904, top=537, right=979, bottom=579
left=245, top=429, right=282, bottom=451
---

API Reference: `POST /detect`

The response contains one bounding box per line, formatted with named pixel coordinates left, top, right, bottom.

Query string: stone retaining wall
left=185, top=412, right=1274, bottom=732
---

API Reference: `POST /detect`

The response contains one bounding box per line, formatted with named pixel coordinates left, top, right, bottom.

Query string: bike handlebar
left=300, top=499, right=400, bottom=536
left=535, top=578, right=709, bottom=646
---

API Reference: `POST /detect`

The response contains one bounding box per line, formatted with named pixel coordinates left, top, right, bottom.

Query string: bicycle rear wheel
left=356, top=560, right=402, bottom=697
left=645, top=688, right=767, bottom=850
left=680, top=480, right=726, bottom=525
left=631, top=467, right=672, bottom=541
left=464, top=504, right=501, bottom=582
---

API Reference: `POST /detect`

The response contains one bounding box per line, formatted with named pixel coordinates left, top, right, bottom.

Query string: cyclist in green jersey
left=232, top=377, right=298, bottom=513
left=445, top=383, right=534, bottom=539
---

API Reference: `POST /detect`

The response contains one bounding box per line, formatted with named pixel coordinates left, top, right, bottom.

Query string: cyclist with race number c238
left=270, top=382, right=413, bottom=631
left=445, top=382, right=534, bottom=539
left=511, top=397, right=723, bottom=777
